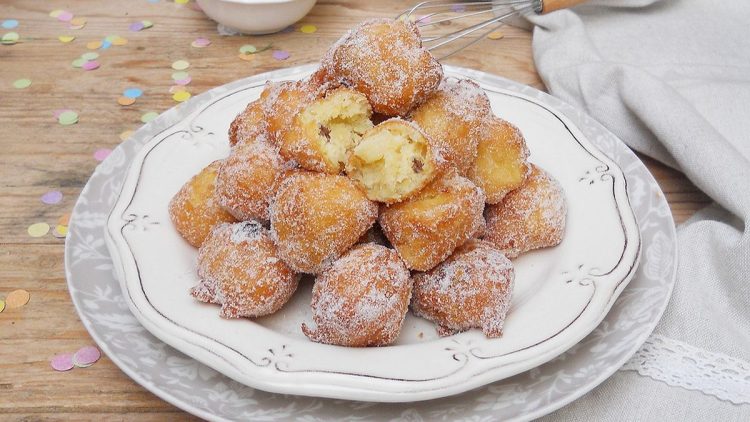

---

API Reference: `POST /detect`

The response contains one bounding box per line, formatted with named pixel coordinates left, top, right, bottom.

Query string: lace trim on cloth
left=621, top=334, right=750, bottom=405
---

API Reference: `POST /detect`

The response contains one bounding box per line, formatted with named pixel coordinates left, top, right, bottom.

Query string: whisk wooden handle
left=540, top=0, right=588, bottom=13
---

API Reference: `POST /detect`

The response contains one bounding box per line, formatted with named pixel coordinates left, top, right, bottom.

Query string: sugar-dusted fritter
left=302, top=243, right=412, bottom=346
left=263, top=79, right=325, bottom=145
left=280, top=87, right=373, bottom=173
left=484, top=165, right=566, bottom=258
left=410, top=78, right=491, bottom=175
left=318, top=18, right=443, bottom=116
left=168, top=160, right=237, bottom=247
left=468, top=117, right=531, bottom=204
left=346, top=118, right=441, bottom=203
left=411, top=239, right=514, bottom=337
left=379, top=168, right=486, bottom=271
left=191, top=221, right=299, bottom=318
left=215, top=140, right=293, bottom=222
left=270, top=171, right=378, bottom=273
left=228, top=98, right=267, bottom=147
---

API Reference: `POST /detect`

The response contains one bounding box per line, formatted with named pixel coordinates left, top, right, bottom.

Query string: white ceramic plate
left=103, top=65, right=641, bottom=402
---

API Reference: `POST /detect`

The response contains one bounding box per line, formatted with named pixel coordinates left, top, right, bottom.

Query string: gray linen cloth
left=527, top=0, right=750, bottom=419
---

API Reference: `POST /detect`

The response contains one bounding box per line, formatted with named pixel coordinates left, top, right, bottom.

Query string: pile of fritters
left=168, top=18, right=567, bottom=347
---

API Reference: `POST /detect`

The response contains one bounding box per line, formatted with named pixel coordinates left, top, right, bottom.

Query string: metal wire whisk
left=398, top=0, right=586, bottom=59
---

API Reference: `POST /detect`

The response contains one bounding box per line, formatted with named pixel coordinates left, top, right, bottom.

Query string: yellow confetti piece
left=175, top=0, right=189, bottom=4
left=112, top=36, right=128, bottom=46
left=49, top=10, right=64, bottom=18
left=172, top=90, right=191, bottom=102
left=70, top=17, right=87, bottom=27
left=2, top=31, right=19, bottom=44
left=58, top=213, right=71, bottom=226
left=58, top=35, right=75, bottom=43
left=28, top=222, right=50, bottom=237
left=117, top=96, right=136, bottom=106
left=119, top=130, right=134, bottom=141
left=13, top=78, right=31, bottom=89
left=86, top=40, right=102, bottom=50
left=487, top=30, right=504, bottom=40
left=0, top=299, right=4, bottom=313
left=53, top=225, right=68, bottom=238
left=300, top=24, right=317, bottom=34
left=238, top=53, right=255, bottom=62
left=5, top=289, right=30, bottom=309
left=171, top=60, right=190, bottom=70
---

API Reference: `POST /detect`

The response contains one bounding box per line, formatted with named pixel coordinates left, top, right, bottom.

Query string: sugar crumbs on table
left=272, top=50, right=290, bottom=61
left=94, top=148, right=112, bottom=162
left=141, top=111, right=158, bottom=123
left=73, top=346, right=101, bottom=368
left=50, top=353, right=75, bottom=372
left=58, top=35, right=75, bottom=43
left=82, top=60, right=100, bottom=71
left=53, top=225, right=68, bottom=238
left=173, top=90, right=191, bottom=102
left=13, top=78, right=31, bottom=89
left=58, top=110, right=79, bottom=125
left=117, top=96, right=136, bottom=106
left=119, top=130, right=134, bottom=141
left=2, top=19, right=19, bottom=29
left=5, top=289, right=30, bottom=308
left=2, top=32, right=19, bottom=45
left=41, top=190, right=63, bottom=205
left=28, top=222, right=50, bottom=237
left=300, top=24, right=317, bottom=34
left=171, top=59, right=190, bottom=70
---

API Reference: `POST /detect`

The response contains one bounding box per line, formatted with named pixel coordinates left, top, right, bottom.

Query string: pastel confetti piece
left=81, top=52, right=99, bottom=61
left=86, top=40, right=101, bottom=49
left=191, top=37, right=210, bottom=48
left=58, top=35, right=75, bottom=43
left=175, top=0, right=189, bottom=4
left=53, top=225, right=68, bottom=238
left=13, top=78, right=31, bottom=89
left=49, top=10, right=64, bottom=18
left=169, top=85, right=186, bottom=93
left=141, top=20, right=154, bottom=29
left=238, top=53, right=254, bottom=62
left=2, top=32, right=19, bottom=44
left=100, top=40, right=112, bottom=49
left=58, top=110, right=79, bottom=125
left=172, top=90, right=191, bottom=102
left=41, top=190, right=63, bottom=204
left=112, top=36, right=128, bottom=46
left=57, top=11, right=74, bottom=22
left=174, top=76, right=191, bottom=86
left=272, top=50, right=290, bottom=61
left=171, top=59, right=190, bottom=70
left=300, top=24, right=317, bottom=34
left=119, top=130, right=134, bottom=141
left=0, top=299, right=4, bottom=313
left=71, top=58, right=85, bottom=68
left=148, top=0, right=160, bottom=3
left=28, top=222, right=50, bottom=237
left=117, top=96, right=135, bottom=106
left=171, top=70, right=189, bottom=81
left=82, top=60, right=100, bottom=71
left=141, top=111, right=158, bottom=123
left=53, top=109, right=72, bottom=118
left=2, top=19, right=19, bottom=29
left=239, top=44, right=257, bottom=54
left=487, top=30, right=504, bottom=40
left=51, top=353, right=75, bottom=372
left=452, top=4, right=467, bottom=12
left=93, top=148, right=111, bottom=161
left=123, top=87, right=143, bottom=98
left=58, top=213, right=71, bottom=226
left=69, top=17, right=87, bottom=28
left=129, top=22, right=144, bottom=32
left=73, top=346, right=101, bottom=367
left=5, top=289, right=30, bottom=308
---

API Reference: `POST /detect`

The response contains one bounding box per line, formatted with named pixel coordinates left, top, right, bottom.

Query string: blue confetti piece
left=101, top=39, right=112, bottom=49
left=1, top=19, right=18, bottom=29
left=123, top=87, right=143, bottom=99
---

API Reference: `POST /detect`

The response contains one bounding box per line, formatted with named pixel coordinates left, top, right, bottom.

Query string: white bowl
left=197, top=0, right=317, bottom=34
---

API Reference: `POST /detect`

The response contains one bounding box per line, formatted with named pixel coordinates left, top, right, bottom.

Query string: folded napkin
left=527, top=0, right=750, bottom=419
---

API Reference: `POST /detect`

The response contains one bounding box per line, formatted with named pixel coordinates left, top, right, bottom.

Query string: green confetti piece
left=104, top=34, right=119, bottom=42
left=239, top=44, right=257, bottom=54
left=13, top=78, right=31, bottom=89
left=141, top=20, right=153, bottom=29
left=171, top=70, right=189, bottom=81
left=141, top=111, right=159, bottom=123
left=81, top=52, right=99, bottom=61
left=58, top=110, right=79, bottom=125
left=2, top=31, right=19, bottom=44
left=171, top=59, right=189, bottom=70
left=71, top=57, right=86, bottom=68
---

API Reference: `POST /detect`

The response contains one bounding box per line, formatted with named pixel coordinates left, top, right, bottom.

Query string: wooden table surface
left=0, top=0, right=709, bottom=420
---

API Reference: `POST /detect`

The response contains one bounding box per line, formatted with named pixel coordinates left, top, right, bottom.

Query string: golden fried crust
left=379, top=168, right=486, bottom=271
left=411, top=240, right=514, bottom=338
left=302, top=243, right=412, bottom=346
left=410, top=79, right=491, bottom=175
left=468, top=117, right=531, bottom=204
left=347, top=118, right=441, bottom=204
left=483, top=165, right=566, bottom=258
left=280, top=88, right=373, bottom=174
left=270, top=171, right=378, bottom=274
left=215, top=141, right=292, bottom=222
left=319, top=18, right=443, bottom=116
left=228, top=99, right=267, bottom=147
left=263, top=79, right=325, bottom=146
left=191, top=221, right=299, bottom=319
left=168, top=161, right=237, bottom=247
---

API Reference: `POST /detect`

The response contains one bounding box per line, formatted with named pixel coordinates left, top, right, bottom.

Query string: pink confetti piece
left=50, top=353, right=74, bottom=371
left=451, top=4, right=467, bottom=12
left=41, top=190, right=63, bottom=204
left=93, top=148, right=111, bottom=162
left=73, top=345, right=101, bottom=367
left=174, top=76, right=192, bottom=86
left=82, top=60, right=100, bottom=71
left=57, top=11, right=74, bottom=22
left=191, top=37, right=210, bottom=48
left=129, top=21, right=144, bottom=32
left=272, top=50, right=290, bottom=60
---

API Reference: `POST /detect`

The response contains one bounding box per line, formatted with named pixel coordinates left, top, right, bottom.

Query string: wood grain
left=0, top=0, right=708, bottom=419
